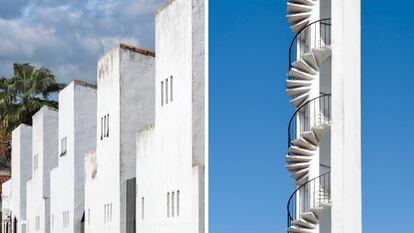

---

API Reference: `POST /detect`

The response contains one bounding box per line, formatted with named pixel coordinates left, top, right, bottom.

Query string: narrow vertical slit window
left=106, top=114, right=109, bottom=137
left=104, top=204, right=106, bottom=223
left=88, top=209, right=90, bottom=226
left=104, top=115, right=107, bottom=138
left=172, top=191, right=175, bottom=217
left=166, top=79, right=169, bottom=104
left=33, top=154, right=38, bottom=170
left=161, top=81, right=164, bottom=106
left=170, top=76, right=173, bottom=102
left=100, top=117, right=103, bottom=140
left=60, top=137, right=67, bottom=156
left=109, top=203, right=112, bottom=222
left=177, top=190, right=180, bottom=217
left=141, top=197, right=145, bottom=220
left=167, top=192, right=170, bottom=217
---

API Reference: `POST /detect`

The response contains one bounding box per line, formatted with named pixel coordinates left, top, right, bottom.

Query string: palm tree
left=0, top=63, right=65, bottom=136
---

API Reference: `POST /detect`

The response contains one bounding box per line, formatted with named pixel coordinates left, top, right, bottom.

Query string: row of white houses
left=1, top=0, right=205, bottom=233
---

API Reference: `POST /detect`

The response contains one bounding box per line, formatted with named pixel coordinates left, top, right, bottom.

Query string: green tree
left=0, top=63, right=65, bottom=136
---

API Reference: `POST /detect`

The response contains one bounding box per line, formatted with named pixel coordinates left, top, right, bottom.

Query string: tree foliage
left=0, top=63, right=65, bottom=136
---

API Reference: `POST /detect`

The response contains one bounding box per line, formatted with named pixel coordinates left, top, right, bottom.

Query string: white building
left=135, top=0, right=205, bottom=233
left=26, top=106, right=58, bottom=233
left=84, top=43, right=155, bottom=233
left=285, top=0, right=360, bottom=232
left=10, top=124, right=32, bottom=233
left=2, top=179, right=11, bottom=233
left=50, top=81, right=97, bottom=233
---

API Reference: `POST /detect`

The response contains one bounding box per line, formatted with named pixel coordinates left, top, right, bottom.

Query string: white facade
left=84, top=44, right=155, bottom=233
left=26, top=106, right=58, bottom=233
left=284, top=0, right=360, bottom=233
left=2, top=180, right=11, bottom=233
left=136, top=1, right=205, bottom=233
left=11, top=124, right=32, bottom=233
left=50, top=81, right=97, bottom=233
left=331, top=0, right=361, bottom=232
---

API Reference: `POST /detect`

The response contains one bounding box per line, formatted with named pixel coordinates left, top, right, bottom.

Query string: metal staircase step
left=286, top=162, right=311, bottom=171
left=286, top=155, right=313, bottom=163
left=301, top=53, right=318, bottom=70
left=293, top=219, right=317, bottom=229
left=286, top=79, right=312, bottom=88
left=288, top=226, right=314, bottom=233
left=290, top=18, right=311, bottom=33
left=287, top=12, right=312, bottom=24
left=290, top=92, right=309, bottom=107
left=293, top=59, right=317, bottom=75
left=288, top=146, right=315, bottom=156
left=292, top=137, right=317, bottom=150
left=301, top=131, right=318, bottom=145
left=290, top=167, right=310, bottom=179
left=287, top=2, right=313, bottom=13
left=288, top=68, right=315, bottom=80
left=301, top=212, right=318, bottom=224
left=286, top=86, right=312, bottom=97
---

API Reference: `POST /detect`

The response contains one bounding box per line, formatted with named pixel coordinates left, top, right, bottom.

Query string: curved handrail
left=287, top=171, right=331, bottom=223
left=288, top=18, right=332, bottom=70
left=287, top=93, right=331, bottom=147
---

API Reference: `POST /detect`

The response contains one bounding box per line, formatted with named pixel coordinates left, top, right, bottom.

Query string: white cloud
left=0, top=0, right=163, bottom=83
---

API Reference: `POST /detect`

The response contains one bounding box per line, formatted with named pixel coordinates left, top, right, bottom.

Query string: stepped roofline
left=156, top=0, right=176, bottom=15
left=73, top=80, right=97, bottom=89
left=119, top=43, right=155, bottom=57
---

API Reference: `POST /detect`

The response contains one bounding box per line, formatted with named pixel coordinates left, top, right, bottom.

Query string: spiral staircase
left=284, top=0, right=332, bottom=232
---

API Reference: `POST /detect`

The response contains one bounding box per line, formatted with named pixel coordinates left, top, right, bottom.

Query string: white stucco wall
left=136, top=1, right=205, bottom=233
left=50, top=81, right=97, bottom=233
left=331, top=0, right=361, bottom=232
left=84, top=44, right=155, bottom=233
left=2, top=179, right=12, bottom=226
left=26, top=106, right=58, bottom=233
left=11, top=124, right=32, bottom=233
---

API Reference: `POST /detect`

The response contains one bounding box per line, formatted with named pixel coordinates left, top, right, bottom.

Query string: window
left=170, top=76, right=173, bottom=102
left=60, top=137, right=67, bottom=156
left=88, top=209, right=90, bottom=226
left=166, top=79, right=169, bottom=104
left=106, top=114, right=109, bottom=137
left=104, top=115, right=106, bottom=138
left=141, top=197, right=145, bottom=220
left=35, top=216, right=40, bottom=231
left=167, top=192, right=170, bottom=218
left=177, top=190, right=180, bottom=217
left=104, top=203, right=112, bottom=224
left=33, top=154, right=38, bottom=171
left=63, top=211, right=69, bottom=229
left=171, top=191, right=175, bottom=217
left=100, top=114, right=110, bottom=140
left=100, top=117, right=103, bottom=140
left=161, top=81, right=164, bottom=106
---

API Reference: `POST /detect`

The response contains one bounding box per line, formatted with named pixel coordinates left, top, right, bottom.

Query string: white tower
left=84, top=43, right=155, bottom=233
left=10, top=124, right=32, bottom=233
left=135, top=0, right=206, bottom=232
left=284, top=0, right=361, bottom=232
left=50, top=81, right=97, bottom=233
left=26, top=106, right=58, bottom=233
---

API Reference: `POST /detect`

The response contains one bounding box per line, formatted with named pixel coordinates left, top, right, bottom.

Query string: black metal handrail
left=287, top=172, right=331, bottom=230
left=287, top=94, right=331, bottom=148
left=288, top=18, right=331, bottom=70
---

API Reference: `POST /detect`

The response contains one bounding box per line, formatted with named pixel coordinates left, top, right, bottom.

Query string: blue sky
left=209, top=0, right=414, bottom=233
